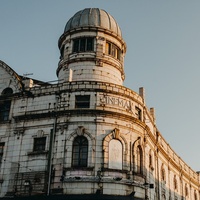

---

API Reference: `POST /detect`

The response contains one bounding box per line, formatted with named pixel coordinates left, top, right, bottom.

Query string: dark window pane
left=86, top=38, right=93, bottom=51
left=60, top=46, right=64, bottom=58
left=75, top=95, right=90, bottom=108
left=33, top=137, right=46, bottom=151
left=135, top=107, right=142, bottom=120
left=73, top=37, right=94, bottom=53
left=0, top=143, right=5, bottom=164
left=80, top=38, right=86, bottom=52
left=0, top=100, right=11, bottom=121
left=1, top=88, right=13, bottom=95
left=72, top=136, right=88, bottom=167
left=73, top=39, right=79, bottom=52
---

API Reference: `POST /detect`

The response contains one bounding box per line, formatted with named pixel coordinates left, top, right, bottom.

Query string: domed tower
left=57, top=8, right=126, bottom=85
left=54, top=8, right=149, bottom=200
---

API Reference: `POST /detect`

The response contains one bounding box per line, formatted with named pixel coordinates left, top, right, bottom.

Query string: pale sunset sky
left=1, top=0, right=200, bottom=171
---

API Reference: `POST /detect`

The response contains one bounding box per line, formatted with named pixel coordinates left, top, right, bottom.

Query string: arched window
left=72, top=136, right=88, bottom=167
left=0, top=88, right=13, bottom=121
left=108, top=139, right=123, bottom=170
left=2, top=88, right=13, bottom=95
left=136, top=145, right=143, bottom=174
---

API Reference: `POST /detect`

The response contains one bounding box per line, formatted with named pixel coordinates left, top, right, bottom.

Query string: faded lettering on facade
left=100, top=95, right=134, bottom=113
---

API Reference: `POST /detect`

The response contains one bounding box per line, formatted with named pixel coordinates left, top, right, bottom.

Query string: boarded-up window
left=108, top=140, right=122, bottom=170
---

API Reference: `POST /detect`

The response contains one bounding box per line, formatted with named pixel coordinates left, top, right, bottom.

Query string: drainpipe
left=47, top=95, right=59, bottom=195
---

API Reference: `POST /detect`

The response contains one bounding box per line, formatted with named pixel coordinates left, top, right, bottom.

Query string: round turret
left=57, top=8, right=126, bottom=85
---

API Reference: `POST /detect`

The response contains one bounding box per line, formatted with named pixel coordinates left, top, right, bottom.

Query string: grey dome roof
left=64, top=8, right=122, bottom=37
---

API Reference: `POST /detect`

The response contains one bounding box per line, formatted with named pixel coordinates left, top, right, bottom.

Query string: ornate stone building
left=0, top=8, right=199, bottom=200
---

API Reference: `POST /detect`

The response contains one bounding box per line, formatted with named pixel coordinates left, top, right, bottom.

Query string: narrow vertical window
left=149, top=151, right=153, bottom=168
left=60, top=45, right=64, bottom=59
left=80, top=38, right=86, bottom=51
left=0, top=143, right=5, bottom=164
left=73, top=39, right=79, bottom=52
left=86, top=38, right=93, bottom=51
left=0, top=88, right=13, bottom=121
left=135, top=107, right=142, bottom=120
left=105, top=42, right=111, bottom=55
left=0, top=101, right=11, bottom=121
left=72, top=136, right=88, bottom=167
left=136, top=145, right=143, bottom=174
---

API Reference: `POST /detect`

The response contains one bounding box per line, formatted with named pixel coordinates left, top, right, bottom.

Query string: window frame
left=0, top=88, right=13, bottom=121
left=73, top=37, right=94, bottom=53
left=0, top=142, right=5, bottom=164
left=33, top=137, right=46, bottom=152
left=136, top=145, right=143, bottom=174
left=75, top=95, right=90, bottom=108
left=135, top=106, right=142, bottom=120
left=72, top=136, right=88, bottom=168
left=105, top=41, right=121, bottom=61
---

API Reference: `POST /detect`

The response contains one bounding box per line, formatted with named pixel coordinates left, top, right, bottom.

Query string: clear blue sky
left=1, top=0, right=200, bottom=171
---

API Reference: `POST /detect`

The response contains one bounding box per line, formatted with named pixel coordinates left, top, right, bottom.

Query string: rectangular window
left=33, top=137, right=46, bottom=152
left=111, top=45, right=116, bottom=57
left=117, top=49, right=121, bottom=60
left=73, top=39, right=79, bottom=52
left=0, top=101, right=11, bottom=121
left=75, top=95, right=90, bottom=108
left=105, top=41, right=121, bottom=61
left=105, top=42, right=110, bottom=55
left=0, top=143, right=4, bottom=163
left=80, top=38, right=86, bottom=51
left=73, top=37, right=94, bottom=53
left=86, top=38, right=93, bottom=51
left=135, top=107, right=142, bottom=120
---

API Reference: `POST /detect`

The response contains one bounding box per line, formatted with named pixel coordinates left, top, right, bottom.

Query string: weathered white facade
left=0, top=8, right=199, bottom=200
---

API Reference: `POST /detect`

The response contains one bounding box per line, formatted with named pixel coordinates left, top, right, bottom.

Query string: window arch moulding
left=103, top=128, right=128, bottom=171
left=65, top=126, right=95, bottom=168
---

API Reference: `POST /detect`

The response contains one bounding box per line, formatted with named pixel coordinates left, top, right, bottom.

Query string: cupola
left=57, top=8, right=126, bottom=85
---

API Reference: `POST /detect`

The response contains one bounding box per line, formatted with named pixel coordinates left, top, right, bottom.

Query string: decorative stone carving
left=37, top=130, right=44, bottom=137
left=14, top=129, right=25, bottom=135
left=111, top=128, right=120, bottom=139
left=76, top=126, right=85, bottom=136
